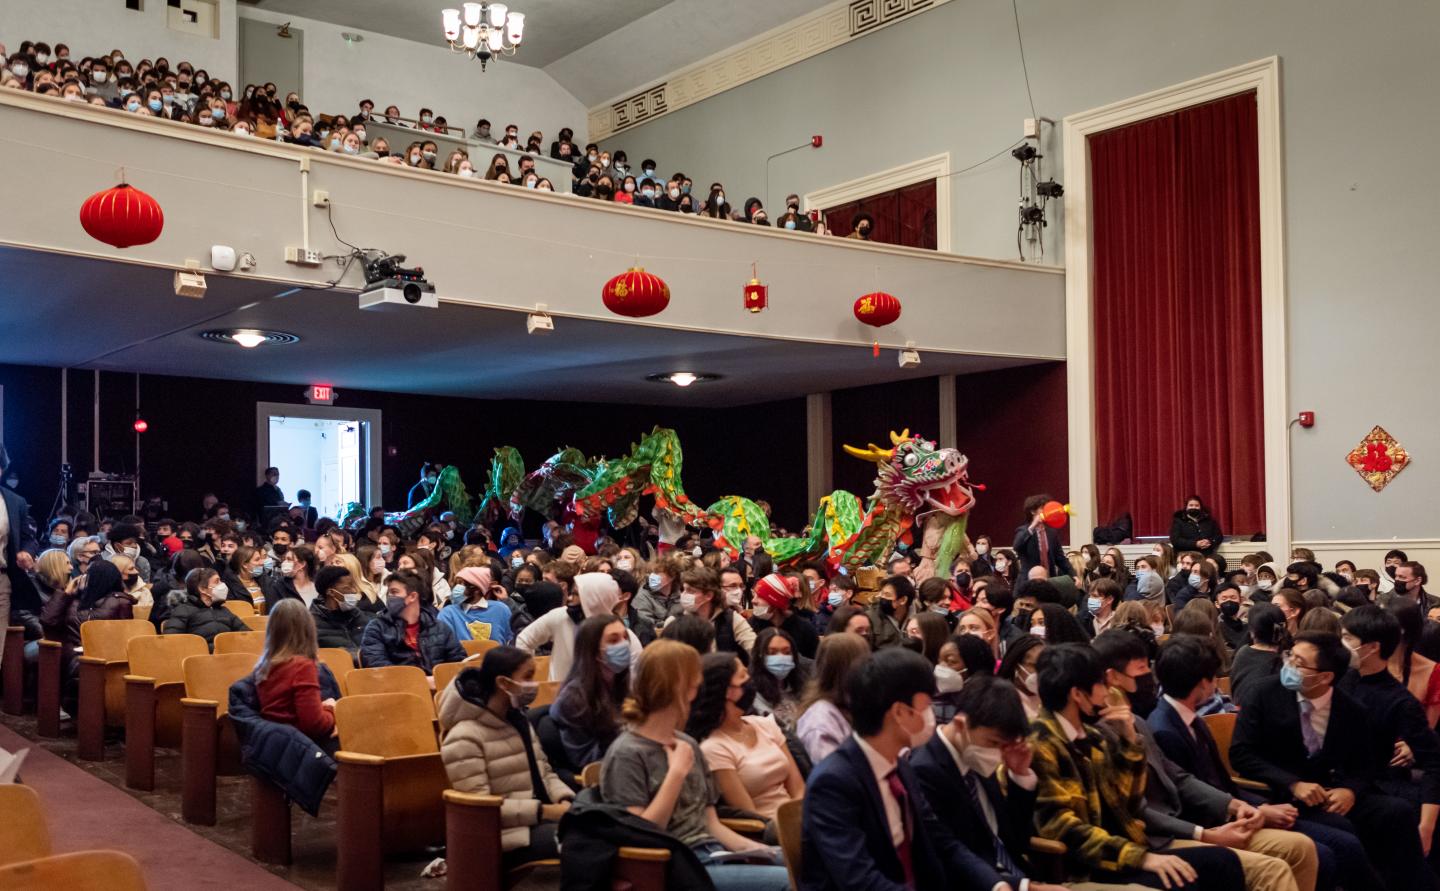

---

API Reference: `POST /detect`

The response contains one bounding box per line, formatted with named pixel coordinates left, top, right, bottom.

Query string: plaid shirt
left=1029, top=708, right=1150, bottom=877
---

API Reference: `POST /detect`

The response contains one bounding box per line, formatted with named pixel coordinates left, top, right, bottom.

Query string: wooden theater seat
left=76, top=619, right=155, bottom=760
left=212, top=631, right=265, bottom=655
left=461, top=638, right=500, bottom=659
left=123, top=633, right=208, bottom=789
left=345, top=664, right=436, bottom=712
left=318, top=647, right=357, bottom=695
left=179, top=652, right=255, bottom=825
left=0, top=785, right=51, bottom=867
left=222, top=600, right=256, bottom=618
left=0, top=850, right=148, bottom=890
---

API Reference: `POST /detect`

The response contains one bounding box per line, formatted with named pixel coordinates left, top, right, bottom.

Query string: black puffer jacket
left=359, top=607, right=465, bottom=670
left=311, top=600, right=370, bottom=656
left=162, top=591, right=249, bottom=648
left=1169, top=508, right=1223, bottom=556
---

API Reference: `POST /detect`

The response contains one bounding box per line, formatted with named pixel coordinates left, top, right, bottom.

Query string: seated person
left=910, top=675, right=1061, bottom=891
left=1338, top=606, right=1440, bottom=864
left=688, top=653, right=804, bottom=823
left=359, top=568, right=465, bottom=673
left=550, top=614, right=630, bottom=770
left=309, top=565, right=370, bottom=656
left=1229, top=602, right=1288, bottom=704
left=254, top=600, right=337, bottom=749
left=1029, top=642, right=1244, bottom=889
left=436, top=565, right=514, bottom=645
left=162, top=567, right=248, bottom=649
left=996, top=634, right=1045, bottom=720
left=599, top=640, right=790, bottom=891
left=796, top=632, right=871, bottom=765
left=1230, top=631, right=1426, bottom=891
left=515, top=571, right=641, bottom=680
left=749, top=627, right=807, bottom=733
left=437, top=645, right=575, bottom=866
left=801, top=647, right=1004, bottom=890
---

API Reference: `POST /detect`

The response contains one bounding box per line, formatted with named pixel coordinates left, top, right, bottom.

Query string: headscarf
left=456, top=566, right=493, bottom=594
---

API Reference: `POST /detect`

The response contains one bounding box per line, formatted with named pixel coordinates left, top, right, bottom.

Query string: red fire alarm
left=1297, top=411, right=1315, bottom=428
left=811, top=134, right=823, bottom=148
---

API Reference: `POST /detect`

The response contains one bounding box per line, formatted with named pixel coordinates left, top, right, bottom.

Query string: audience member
left=796, top=631, right=871, bottom=764
left=359, top=568, right=465, bottom=672
left=163, top=566, right=248, bottom=648
left=254, top=600, right=337, bottom=748
left=550, top=614, right=630, bottom=769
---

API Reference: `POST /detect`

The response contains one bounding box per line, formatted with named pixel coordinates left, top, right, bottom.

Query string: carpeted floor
left=0, top=715, right=560, bottom=890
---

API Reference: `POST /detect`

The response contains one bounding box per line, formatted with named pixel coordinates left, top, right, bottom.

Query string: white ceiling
left=240, top=0, right=836, bottom=105
left=2, top=247, right=1042, bottom=407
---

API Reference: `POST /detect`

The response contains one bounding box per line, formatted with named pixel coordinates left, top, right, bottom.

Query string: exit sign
left=306, top=384, right=335, bottom=405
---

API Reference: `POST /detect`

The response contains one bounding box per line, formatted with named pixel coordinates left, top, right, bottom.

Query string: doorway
left=255, top=403, right=382, bottom=522
left=239, top=16, right=304, bottom=101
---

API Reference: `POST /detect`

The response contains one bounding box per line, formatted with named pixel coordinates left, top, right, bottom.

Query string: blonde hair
left=333, top=552, right=377, bottom=601
left=621, top=639, right=700, bottom=724
left=35, top=549, right=72, bottom=591
left=254, top=599, right=318, bottom=683
left=449, top=544, right=489, bottom=578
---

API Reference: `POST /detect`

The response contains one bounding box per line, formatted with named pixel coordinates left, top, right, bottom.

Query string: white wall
left=237, top=7, right=586, bottom=145
left=601, top=0, right=1440, bottom=547
left=0, top=0, right=239, bottom=82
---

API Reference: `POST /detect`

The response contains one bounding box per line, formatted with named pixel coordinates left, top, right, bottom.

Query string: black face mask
left=1219, top=600, right=1240, bottom=619
left=1356, top=584, right=1372, bottom=599
left=1386, top=565, right=1398, bottom=579
left=1015, top=606, right=1035, bottom=628
left=953, top=571, right=971, bottom=589
left=734, top=681, right=757, bottom=715
left=879, top=599, right=896, bottom=616
left=273, top=543, right=289, bottom=556
left=1129, top=674, right=1159, bottom=718
left=1395, top=579, right=1411, bottom=595
left=566, top=603, right=585, bottom=623
left=1096, top=563, right=1113, bottom=578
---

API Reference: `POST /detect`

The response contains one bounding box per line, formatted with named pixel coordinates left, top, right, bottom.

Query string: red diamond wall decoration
left=1345, top=425, right=1410, bottom=492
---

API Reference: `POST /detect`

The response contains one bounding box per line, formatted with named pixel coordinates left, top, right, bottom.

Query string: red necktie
left=1037, top=526, right=1051, bottom=573
left=886, top=769, right=915, bottom=888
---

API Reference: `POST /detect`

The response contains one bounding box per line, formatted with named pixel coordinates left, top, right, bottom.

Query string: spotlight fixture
left=199, top=329, right=301, bottom=349
left=1010, top=144, right=1038, bottom=163
left=646, top=372, right=721, bottom=388
left=1035, top=179, right=1064, bottom=199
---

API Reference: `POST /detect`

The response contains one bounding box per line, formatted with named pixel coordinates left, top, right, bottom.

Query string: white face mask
left=1029, top=624, right=1047, bottom=639
left=961, top=737, right=1005, bottom=777
left=1150, top=623, right=1166, bottom=637
left=378, top=543, right=392, bottom=555
left=679, top=591, right=698, bottom=609
left=123, top=545, right=140, bottom=559
left=1015, top=666, right=1035, bottom=694
left=615, top=557, right=633, bottom=571
left=934, top=665, right=965, bottom=694
left=976, top=544, right=989, bottom=555
left=209, top=584, right=228, bottom=603
left=904, top=704, right=936, bottom=748
left=752, top=601, right=772, bottom=620
left=342, top=593, right=361, bottom=609
left=723, top=587, right=744, bottom=608
left=280, top=560, right=295, bottom=576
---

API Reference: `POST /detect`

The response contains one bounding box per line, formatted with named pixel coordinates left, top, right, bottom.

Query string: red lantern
left=133, top=418, right=149, bottom=434
left=743, top=278, right=768, bottom=313
left=80, top=183, right=164, bottom=249
left=853, top=291, right=901, bottom=327
left=1041, top=500, right=1070, bottom=528
left=602, top=266, right=670, bottom=317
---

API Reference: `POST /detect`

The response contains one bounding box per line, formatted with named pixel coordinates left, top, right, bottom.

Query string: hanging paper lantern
left=1041, top=500, right=1071, bottom=528
left=602, top=266, right=670, bottom=317
left=743, top=277, right=768, bottom=313
left=853, top=291, right=901, bottom=327
left=79, top=183, right=165, bottom=249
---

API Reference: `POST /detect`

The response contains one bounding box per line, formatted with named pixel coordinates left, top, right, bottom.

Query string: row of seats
left=0, top=784, right=149, bottom=889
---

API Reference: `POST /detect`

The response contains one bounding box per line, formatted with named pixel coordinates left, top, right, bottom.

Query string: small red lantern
left=80, top=183, right=164, bottom=249
left=602, top=266, right=670, bottom=318
left=133, top=418, right=149, bottom=434
left=743, top=277, right=768, bottom=313
left=1041, top=500, right=1070, bottom=528
left=854, top=291, right=901, bottom=327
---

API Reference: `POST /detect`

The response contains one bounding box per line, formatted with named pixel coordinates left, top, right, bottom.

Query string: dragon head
left=842, top=429, right=975, bottom=517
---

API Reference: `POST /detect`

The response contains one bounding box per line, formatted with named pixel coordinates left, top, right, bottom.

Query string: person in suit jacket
left=1230, top=631, right=1431, bottom=891
left=800, top=648, right=1001, bottom=891
left=0, top=443, right=40, bottom=663
left=910, top=676, right=1068, bottom=891
left=1028, top=642, right=1244, bottom=890
left=1091, top=632, right=1321, bottom=891
left=1012, top=494, right=1069, bottom=579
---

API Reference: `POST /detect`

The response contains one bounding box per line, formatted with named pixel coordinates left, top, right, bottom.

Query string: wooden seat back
left=0, top=850, right=147, bottom=890
left=240, top=615, right=268, bottom=632
left=317, top=648, right=356, bottom=695
left=335, top=692, right=438, bottom=757
left=344, top=665, right=432, bottom=709
left=80, top=619, right=154, bottom=663
left=222, top=600, right=256, bottom=618
left=432, top=661, right=467, bottom=705
left=775, top=798, right=804, bottom=890
left=0, top=785, right=51, bottom=867
left=127, top=635, right=208, bottom=685
left=212, top=631, right=265, bottom=656
left=1203, top=712, right=1238, bottom=775
left=534, top=680, right=560, bottom=708
left=182, top=653, right=256, bottom=718
left=461, top=638, right=500, bottom=659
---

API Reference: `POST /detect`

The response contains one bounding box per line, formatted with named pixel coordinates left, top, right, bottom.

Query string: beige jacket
left=437, top=682, right=574, bottom=851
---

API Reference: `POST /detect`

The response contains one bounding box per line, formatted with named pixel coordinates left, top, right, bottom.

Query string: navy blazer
left=1228, top=674, right=1374, bottom=798
left=800, top=736, right=1000, bottom=891
left=2, top=487, right=41, bottom=611
left=909, top=731, right=1033, bottom=886
left=1011, top=524, right=1068, bottom=579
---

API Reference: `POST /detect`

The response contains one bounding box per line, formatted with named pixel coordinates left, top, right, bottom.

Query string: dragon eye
left=903, top=452, right=919, bottom=467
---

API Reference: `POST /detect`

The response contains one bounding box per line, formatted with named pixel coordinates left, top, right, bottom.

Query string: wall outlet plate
left=285, top=246, right=324, bottom=266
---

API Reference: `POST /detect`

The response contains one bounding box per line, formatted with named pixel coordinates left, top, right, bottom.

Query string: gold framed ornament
left=1345, top=425, right=1410, bottom=492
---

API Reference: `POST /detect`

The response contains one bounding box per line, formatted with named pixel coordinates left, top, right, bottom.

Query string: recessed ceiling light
left=646, top=372, right=720, bottom=388
left=199, top=329, right=301, bottom=349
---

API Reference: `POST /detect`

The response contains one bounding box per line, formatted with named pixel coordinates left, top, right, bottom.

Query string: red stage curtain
left=1090, top=91, right=1265, bottom=538
left=824, top=179, right=937, bottom=249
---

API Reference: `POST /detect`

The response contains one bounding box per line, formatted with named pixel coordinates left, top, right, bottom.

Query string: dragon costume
left=336, top=464, right=473, bottom=536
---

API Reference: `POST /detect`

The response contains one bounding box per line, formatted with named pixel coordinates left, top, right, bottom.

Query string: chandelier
left=442, top=3, right=525, bottom=70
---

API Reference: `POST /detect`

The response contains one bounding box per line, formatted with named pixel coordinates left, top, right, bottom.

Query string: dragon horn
left=889, top=428, right=912, bottom=446
left=842, top=442, right=894, bottom=464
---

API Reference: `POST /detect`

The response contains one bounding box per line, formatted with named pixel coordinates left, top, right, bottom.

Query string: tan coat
left=437, top=683, right=574, bottom=851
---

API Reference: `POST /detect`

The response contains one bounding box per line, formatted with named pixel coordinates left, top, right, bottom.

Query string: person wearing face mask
left=162, top=567, right=248, bottom=649
left=1170, top=496, right=1223, bottom=557
left=911, top=675, right=1072, bottom=891
left=632, top=556, right=684, bottom=628
left=438, top=645, right=575, bottom=864
left=516, top=571, right=641, bottom=681
left=436, top=565, right=514, bottom=646
left=46, top=518, right=72, bottom=551
left=1091, top=633, right=1318, bottom=891
left=101, top=523, right=152, bottom=584
left=845, top=211, right=876, bottom=241
left=688, top=652, right=805, bottom=827
left=360, top=569, right=465, bottom=673
left=668, top=566, right=755, bottom=660
left=802, top=647, right=1000, bottom=890
left=1027, top=643, right=1243, bottom=889
left=1212, top=584, right=1249, bottom=651
left=747, top=627, right=807, bottom=735
left=307, top=566, right=369, bottom=656
left=866, top=575, right=915, bottom=652
left=775, top=194, right=813, bottom=233
left=1129, top=555, right=1166, bottom=603
left=997, top=634, right=1045, bottom=719
left=1233, top=631, right=1426, bottom=891
left=750, top=573, right=820, bottom=659
left=546, top=614, right=633, bottom=773
left=702, top=184, right=730, bottom=219
left=253, top=598, right=339, bottom=747
left=1080, top=578, right=1122, bottom=639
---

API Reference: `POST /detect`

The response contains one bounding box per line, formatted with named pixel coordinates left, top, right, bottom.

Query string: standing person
left=254, top=466, right=286, bottom=519
left=1230, top=632, right=1428, bottom=891
left=1170, top=496, right=1223, bottom=557
left=1013, top=495, right=1067, bottom=579
left=1028, top=643, right=1244, bottom=889
left=801, top=647, right=1006, bottom=889
left=0, top=443, right=39, bottom=664
left=408, top=463, right=441, bottom=509
left=598, top=640, right=791, bottom=891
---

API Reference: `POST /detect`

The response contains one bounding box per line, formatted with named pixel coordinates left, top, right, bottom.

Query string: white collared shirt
left=1056, top=712, right=1084, bottom=743
left=853, top=733, right=905, bottom=848
left=937, top=730, right=1033, bottom=891
left=1298, top=687, right=1334, bottom=741
left=1162, top=694, right=1199, bottom=738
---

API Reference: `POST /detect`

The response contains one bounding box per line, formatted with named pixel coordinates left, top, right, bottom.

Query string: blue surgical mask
left=764, top=654, right=795, bottom=680
left=511, top=555, right=524, bottom=568
left=49, top=534, right=67, bottom=547
left=784, top=220, right=796, bottom=230
left=148, top=99, right=163, bottom=112
left=1188, top=572, right=1202, bottom=588
left=211, top=107, right=225, bottom=120
left=647, top=573, right=663, bottom=591
left=250, top=565, right=265, bottom=578
left=827, top=591, right=845, bottom=608
left=1279, top=663, right=1306, bottom=692
left=603, top=641, right=631, bottom=672
left=126, top=100, right=140, bottom=112
left=1087, top=596, right=1103, bottom=614
left=450, top=584, right=466, bottom=606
